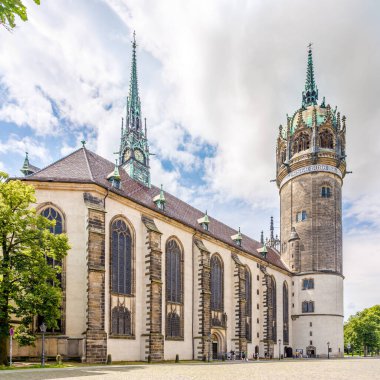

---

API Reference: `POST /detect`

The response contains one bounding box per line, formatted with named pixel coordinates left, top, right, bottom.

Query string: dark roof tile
left=23, top=148, right=288, bottom=271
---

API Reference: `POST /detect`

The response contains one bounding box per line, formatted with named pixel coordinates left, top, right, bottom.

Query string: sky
left=0, top=0, right=379, bottom=319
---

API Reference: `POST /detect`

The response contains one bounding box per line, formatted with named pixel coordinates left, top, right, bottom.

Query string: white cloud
left=0, top=134, right=51, bottom=164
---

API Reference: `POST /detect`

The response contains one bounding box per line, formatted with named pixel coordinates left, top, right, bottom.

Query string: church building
left=15, top=36, right=347, bottom=362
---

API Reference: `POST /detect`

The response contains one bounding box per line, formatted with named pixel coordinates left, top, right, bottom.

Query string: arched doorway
left=285, top=346, right=293, bottom=358
left=211, top=334, right=219, bottom=359
left=306, top=345, right=316, bottom=358
left=211, top=330, right=225, bottom=360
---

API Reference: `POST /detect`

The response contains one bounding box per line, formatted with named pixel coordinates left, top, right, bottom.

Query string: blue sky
left=1, top=0, right=379, bottom=318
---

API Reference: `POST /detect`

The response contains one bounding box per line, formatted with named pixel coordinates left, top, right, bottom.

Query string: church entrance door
left=212, top=342, right=218, bottom=359
left=306, top=346, right=316, bottom=358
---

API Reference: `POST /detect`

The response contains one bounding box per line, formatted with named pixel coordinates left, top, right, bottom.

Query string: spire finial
left=270, top=216, right=274, bottom=240
left=126, top=31, right=141, bottom=131
left=81, top=140, right=86, bottom=148
left=302, top=43, right=319, bottom=108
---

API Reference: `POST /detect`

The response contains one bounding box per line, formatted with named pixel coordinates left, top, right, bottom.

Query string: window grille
left=111, top=219, right=132, bottom=295
left=210, top=255, right=223, bottom=311
left=111, top=306, right=132, bottom=335
left=283, top=282, right=289, bottom=344
left=245, top=268, right=252, bottom=341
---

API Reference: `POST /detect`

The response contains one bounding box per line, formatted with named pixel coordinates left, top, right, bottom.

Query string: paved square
left=1, top=358, right=379, bottom=380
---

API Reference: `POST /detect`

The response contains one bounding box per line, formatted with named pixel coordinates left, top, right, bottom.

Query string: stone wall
left=142, top=216, right=164, bottom=361
left=280, top=172, right=342, bottom=274
left=84, top=193, right=107, bottom=363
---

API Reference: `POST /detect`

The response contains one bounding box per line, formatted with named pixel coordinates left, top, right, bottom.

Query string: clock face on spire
left=124, top=149, right=131, bottom=162
left=134, top=149, right=145, bottom=164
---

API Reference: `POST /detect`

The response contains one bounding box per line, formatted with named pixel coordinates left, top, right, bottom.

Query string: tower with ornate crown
left=119, top=33, right=151, bottom=187
left=276, top=46, right=346, bottom=357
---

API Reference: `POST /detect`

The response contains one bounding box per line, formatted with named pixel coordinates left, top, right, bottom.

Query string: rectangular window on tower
left=321, top=186, right=332, bottom=198
left=296, top=211, right=307, bottom=222
left=302, top=278, right=315, bottom=290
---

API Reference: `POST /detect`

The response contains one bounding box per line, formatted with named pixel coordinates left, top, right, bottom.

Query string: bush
left=106, top=354, right=112, bottom=365
left=175, top=354, right=179, bottom=363
left=56, top=354, right=62, bottom=365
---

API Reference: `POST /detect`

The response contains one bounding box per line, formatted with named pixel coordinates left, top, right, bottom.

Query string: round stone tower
left=276, top=46, right=346, bottom=358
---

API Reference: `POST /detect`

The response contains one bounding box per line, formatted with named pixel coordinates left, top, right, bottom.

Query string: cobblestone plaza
left=1, top=359, right=379, bottom=380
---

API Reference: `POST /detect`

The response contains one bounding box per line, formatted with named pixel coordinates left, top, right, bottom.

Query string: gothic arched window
left=283, top=281, right=289, bottom=344
left=39, top=206, right=64, bottom=332
left=293, top=133, right=310, bottom=154
left=165, top=238, right=183, bottom=339
left=319, top=130, right=334, bottom=149
left=166, top=312, right=181, bottom=338
left=211, top=255, right=224, bottom=311
left=166, top=239, right=182, bottom=303
left=111, top=306, right=131, bottom=335
left=111, top=219, right=132, bottom=295
left=245, top=267, right=252, bottom=342
left=267, top=275, right=277, bottom=341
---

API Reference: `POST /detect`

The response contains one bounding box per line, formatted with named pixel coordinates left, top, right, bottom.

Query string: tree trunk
left=0, top=335, right=8, bottom=366
left=0, top=240, right=10, bottom=365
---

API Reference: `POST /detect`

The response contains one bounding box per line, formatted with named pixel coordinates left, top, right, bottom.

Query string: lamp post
left=40, top=322, right=47, bottom=367
left=327, top=341, right=330, bottom=359
left=278, top=339, right=282, bottom=360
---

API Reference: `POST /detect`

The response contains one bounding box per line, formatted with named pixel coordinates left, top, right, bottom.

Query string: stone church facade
left=14, top=38, right=346, bottom=362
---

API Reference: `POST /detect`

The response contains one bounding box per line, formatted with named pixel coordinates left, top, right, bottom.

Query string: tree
left=0, top=0, right=40, bottom=31
left=344, top=305, right=380, bottom=356
left=0, top=172, right=69, bottom=366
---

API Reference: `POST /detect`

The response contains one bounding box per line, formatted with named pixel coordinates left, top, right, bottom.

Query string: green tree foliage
left=0, top=0, right=40, bottom=30
left=0, top=172, right=70, bottom=366
left=344, top=305, right=380, bottom=356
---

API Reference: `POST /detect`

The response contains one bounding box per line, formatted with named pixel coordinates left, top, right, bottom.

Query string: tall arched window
left=319, top=130, right=334, bottom=149
left=111, top=219, right=132, bottom=295
left=245, top=267, right=252, bottom=341
left=283, top=281, right=289, bottom=345
left=165, top=238, right=183, bottom=339
left=267, top=275, right=277, bottom=341
left=211, top=255, right=224, bottom=311
left=110, top=218, right=133, bottom=336
left=39, top=206, right=64, bottom=332
left=293, top=132, right=310, bottom=154
left=166, top=239, right=182, bottom=303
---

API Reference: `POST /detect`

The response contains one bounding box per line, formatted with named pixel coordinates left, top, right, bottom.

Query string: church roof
left=22, top=147, right=288, bottom=272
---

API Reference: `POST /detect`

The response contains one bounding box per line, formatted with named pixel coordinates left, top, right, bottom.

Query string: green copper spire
left=20, top=152, right=30, bottom=176
left=302, top=43, right=319, bottom=108
left=126, top=31, right=142, bottom=131
left=119, top=31, right=151, bottom=188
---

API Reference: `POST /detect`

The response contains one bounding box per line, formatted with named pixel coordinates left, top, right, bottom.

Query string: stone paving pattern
left=1, top=358, right=379, bottom=380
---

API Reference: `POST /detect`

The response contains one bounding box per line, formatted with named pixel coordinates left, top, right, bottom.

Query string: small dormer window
left=153, top=184, right=166, bottom=211
left=197, top=211, right=210, bottom=231
left=257, top=245, right=267, bottom=258
left=231, top=227, right=242, bottom=247
left=107, top=159, right=121, bottom=189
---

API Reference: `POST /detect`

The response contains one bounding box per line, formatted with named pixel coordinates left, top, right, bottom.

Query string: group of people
left=227, top=351, right=252, bottom=361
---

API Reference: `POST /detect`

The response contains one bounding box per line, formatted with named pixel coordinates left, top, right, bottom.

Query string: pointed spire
left=302, top=43, right=319, bottom=108
left=21, top=152, right=30, bottom=176
left=126, top=31, right=142, bottom=131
